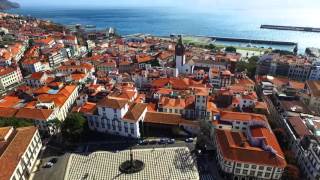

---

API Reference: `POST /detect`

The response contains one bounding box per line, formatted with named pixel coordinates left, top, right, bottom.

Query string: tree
left=204, top=44, right=216, bottom=50
left=61, top=113, right=87, bottom=142
left=47, top=118, right=62, bottom=134
left=225, top=46, right=237, bottom=53
left=0, top=117, right=34, bottom=128
left=272, top=49, right=294, bottom=56
left=236, top=56, right=259, bottom=79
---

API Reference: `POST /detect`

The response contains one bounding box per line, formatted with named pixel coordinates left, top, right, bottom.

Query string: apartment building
left=84, top=98, right=147, bottom=138
left=309, top=60, right=320, bottom=80
left=0, top=84, right=79, bottom=134
left=21, top=59, right=43, bottom=73
left=211, top=111, right=287, bottom=180
left=0, top=66, right=23, bottom=90
left=302, top=80, right=320, bottom=114
left=0, top=126, right=42, bottom=180
left=257, top=54, right=312, bottom=81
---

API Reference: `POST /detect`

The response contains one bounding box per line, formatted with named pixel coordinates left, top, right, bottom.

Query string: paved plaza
left=64, top=147, right=199, bottom=180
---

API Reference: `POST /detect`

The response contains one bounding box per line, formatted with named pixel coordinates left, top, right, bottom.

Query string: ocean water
left=7, top=7, right=320, bottom=52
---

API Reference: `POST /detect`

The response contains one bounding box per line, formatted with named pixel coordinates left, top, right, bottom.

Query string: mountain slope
left=0, top=0, right=19, bottom=11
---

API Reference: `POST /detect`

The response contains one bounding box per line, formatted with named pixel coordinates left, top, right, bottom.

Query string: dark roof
left=306, top=80, right=320, bottom=97
left=280, top=100, right=312, bottom=114
left=287, top=117, right=312, bottom=139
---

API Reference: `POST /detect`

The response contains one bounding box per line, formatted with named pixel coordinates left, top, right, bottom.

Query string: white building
left=211, top=111, right=287, bottom=180
left=86, top=98, right=147, bottom=139
left=25, top=72, right=49, bottom=88
left=0, top=66, right=23, bottom=90
left=0, top=126, right=43, bottom=180
left=22, top=59, right=43, bottom=73
left=48, top=51, right=65, bottom=68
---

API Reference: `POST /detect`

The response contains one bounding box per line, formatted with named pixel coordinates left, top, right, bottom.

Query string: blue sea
left=7, top=7, right=320, bottom=52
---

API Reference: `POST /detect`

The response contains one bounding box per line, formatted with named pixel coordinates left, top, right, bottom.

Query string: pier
left=207, top=36, right=297, bottom=46
left=261, top=24, right=320, bottom=33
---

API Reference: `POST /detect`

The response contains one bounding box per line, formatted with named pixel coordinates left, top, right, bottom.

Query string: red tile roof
left=97, top=97, right=128, bottom=109
left=0, top=107, right=18, bottom=118
left=0, top=126, right=38, bottom=180
left=15, top=108, right=53, bottom=121
left=0, top=67, right=16, bottom=77
left=144, top=112, right=182, bottom=125
left=216, top=128, right=286, bottom=168
left=30, top=72, right=45, bottom=80
left=123, top=103, right=147, bottom=122
left=219, top=111, right=268, bottom=122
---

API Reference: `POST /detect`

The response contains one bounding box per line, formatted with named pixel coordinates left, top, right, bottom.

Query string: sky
left=14, top=0, right=320, bottom=10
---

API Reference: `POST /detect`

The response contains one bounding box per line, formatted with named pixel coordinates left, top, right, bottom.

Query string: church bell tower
left=175, top=35, right=186, bottom=73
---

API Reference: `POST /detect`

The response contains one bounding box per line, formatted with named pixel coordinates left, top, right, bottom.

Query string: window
left=130, top=128, right=134, bottom=134
left=250, top=171, right=255, bottom=176
left=235, top=168, right=240, bottom=174
left=265, top=173, right=271, bottom=177
left=259, top=166, right=264, bottom=170
left=237, top=163, right=241, bottom=167
left=257, top=172, right=263, bottom=177
left=251, top=165, right=257, bottom=169
left=118, top=120, right=122, bottom=131
left=244, top=164, right=249, bottom=168
left=243, top=170, right=248, bottom=175
left=112, top=120, right=116, bottom=130
left=266, top=167, right=272, bottom=171
left=101, top=121, right=105, bottom=128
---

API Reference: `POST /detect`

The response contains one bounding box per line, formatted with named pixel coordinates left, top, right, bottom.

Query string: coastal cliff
left=0, top=0, right=19, bottom=11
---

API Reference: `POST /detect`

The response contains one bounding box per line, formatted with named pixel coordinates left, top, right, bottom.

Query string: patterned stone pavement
left=64, top=147, right=199, bottom=180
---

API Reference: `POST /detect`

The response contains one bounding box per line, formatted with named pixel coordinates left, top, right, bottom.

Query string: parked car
left=185, top=138, right=194, bottom=143
left=49, top=158, right=58, bottom=164
left=138, top=139, right=148, bottom=145
left=167, top=138, right=175, bottom=144
left=159, top=138, right=168, bottom=144
left=149, top=140, right=158, bottom=145
left=42, top=162, right=53, bottom=168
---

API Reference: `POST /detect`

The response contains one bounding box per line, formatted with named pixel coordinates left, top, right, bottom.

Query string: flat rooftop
left=64, top=147, right=199, bottom=180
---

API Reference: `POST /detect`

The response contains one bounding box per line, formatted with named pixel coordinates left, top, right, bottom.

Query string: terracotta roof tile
left=144, top=112, right=182, bottom=125
left=0, top=126, right=38, bottom=180
left=15, top=108, right=53, bottom=121
left=216, top=128, right=286, bottom=168
left=219, top=111, right=268, bottom=123
left=123, top=103, right=147, bottom=122
left=97, top=97, right=128, bottom=109
left=0, top=107, right=18, bottom=118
